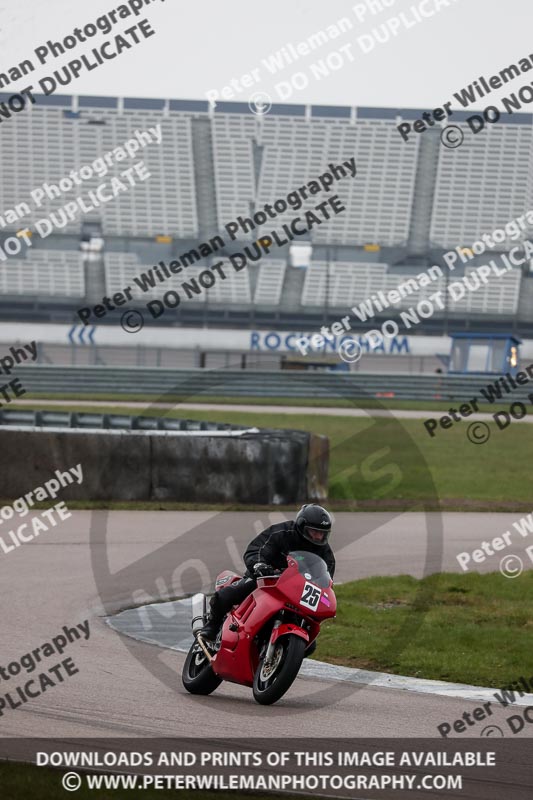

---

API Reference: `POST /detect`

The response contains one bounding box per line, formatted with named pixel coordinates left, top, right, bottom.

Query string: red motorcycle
left=182, top=551, right=336, bottom=705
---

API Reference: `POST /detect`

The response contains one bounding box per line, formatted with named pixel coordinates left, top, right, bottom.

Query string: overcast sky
left=0, top=0, right=532, bottom=111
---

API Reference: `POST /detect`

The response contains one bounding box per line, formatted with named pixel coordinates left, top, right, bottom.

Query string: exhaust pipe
left=191, top=593, right=207, bottom=635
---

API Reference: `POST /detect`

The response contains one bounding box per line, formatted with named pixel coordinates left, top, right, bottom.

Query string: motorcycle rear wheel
left=182, top=641, right=222, bottom=695
left=253, top=634, right=306, bottom=705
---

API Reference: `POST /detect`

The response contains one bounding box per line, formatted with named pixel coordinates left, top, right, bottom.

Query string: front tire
left=253, top=635, right=306, bottom=705
left=182, top=640, right=222, bottom=695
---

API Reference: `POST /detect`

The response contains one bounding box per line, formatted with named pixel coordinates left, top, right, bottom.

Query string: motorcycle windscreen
left=287, top=550, right=331, bottom=588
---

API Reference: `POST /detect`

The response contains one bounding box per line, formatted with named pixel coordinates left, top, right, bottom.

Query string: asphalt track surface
left=15, top=398, right=533, bottom=422
left=2, top=510, right=532, bottom=741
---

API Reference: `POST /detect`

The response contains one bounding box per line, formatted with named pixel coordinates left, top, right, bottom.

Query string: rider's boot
left=198, top=594, right=224, bottom=642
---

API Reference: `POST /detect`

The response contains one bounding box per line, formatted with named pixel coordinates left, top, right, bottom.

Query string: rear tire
left=182, top=640, right=222, bottom=695
left=253, top=635, right=306, bottom=705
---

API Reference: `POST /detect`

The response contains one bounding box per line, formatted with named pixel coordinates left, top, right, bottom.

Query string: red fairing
left=211, top=554, right=336, bottom=687
left=270, top=622, right=309, bottom=646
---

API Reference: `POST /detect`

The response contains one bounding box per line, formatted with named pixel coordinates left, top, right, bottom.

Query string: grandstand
left=0, top=250, right=84, bottom=298
left=1, top=94, right=533, bottom=338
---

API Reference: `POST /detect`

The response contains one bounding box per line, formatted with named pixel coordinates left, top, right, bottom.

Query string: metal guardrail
left=0, top=409, right=248, bottom=431
left=13, top=365, right=533, bottom=403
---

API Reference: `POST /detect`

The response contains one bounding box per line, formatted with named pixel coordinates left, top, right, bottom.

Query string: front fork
left=263, top=620, right=282, bottom=665
left=263, top=616, right=310, bottom=666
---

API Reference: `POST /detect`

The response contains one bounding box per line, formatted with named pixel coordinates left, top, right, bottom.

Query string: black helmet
left=295, top=504, right=332, bottom=546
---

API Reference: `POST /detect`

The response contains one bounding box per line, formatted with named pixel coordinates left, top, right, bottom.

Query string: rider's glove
left=253, top=562, right=274, bottom=577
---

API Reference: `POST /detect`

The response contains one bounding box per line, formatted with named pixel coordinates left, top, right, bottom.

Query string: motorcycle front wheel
left=182, top=640, right=222, bottom=695
left=252, top=634, right=306, bottom=705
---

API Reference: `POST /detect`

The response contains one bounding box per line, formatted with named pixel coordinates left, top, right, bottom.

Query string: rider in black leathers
left=200, top=504, right=335, bottom=641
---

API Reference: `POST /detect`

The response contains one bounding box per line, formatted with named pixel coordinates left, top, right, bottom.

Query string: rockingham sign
left=0, top=322, right=452, bottom=358
left=250, top=330, right=411, bottom=356
left=6, top=322, right=533, bottom=362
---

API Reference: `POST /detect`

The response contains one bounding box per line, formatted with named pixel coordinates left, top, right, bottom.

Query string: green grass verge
left=315, top=572, right=533, bottom=686
left=18, top=392, right=533, bottom=412
left=0, top=763, right=283, bottom=800
left=12, top=402, right=533, bottom=510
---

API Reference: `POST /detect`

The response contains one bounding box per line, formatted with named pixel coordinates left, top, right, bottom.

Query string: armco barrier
left=0, top=409, right=250, bottom=431
left=0, top=424, right=329, bottom=505
left=13, top=365, right=533, bottom=402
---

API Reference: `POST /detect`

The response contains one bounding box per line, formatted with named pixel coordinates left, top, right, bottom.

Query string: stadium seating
left=431, top=122, right=533, bottom=248
left=448, top=267, right=521, bottom=315
left=1, top=97, right=528, bottom=250
left=301, top=261, right=442, bottom=308
left=211, top=133, right=256, bottom=228
left=0, top=250, right=84, bottom=297
left=0, top=95, right=529, bottom=324
left=0, top=103, right=198, bottom=238
left=211, top=113, right=418, bottom=245
left=253, top=260, right=287, bottom=305
left=302, top=259, right=521, bottom=315
left=104, top=253, right=251, bottom=305
left=256, top=116, right=419, bottom=246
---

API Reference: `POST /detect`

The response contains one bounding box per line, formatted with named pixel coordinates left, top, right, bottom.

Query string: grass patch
left=12, top=402, right=533, bottom=510
left=17, top=393, right=533, bottom=413
left=315, top=572, right=533, bottom=686
left=0, top=762, right=283, bottom=800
